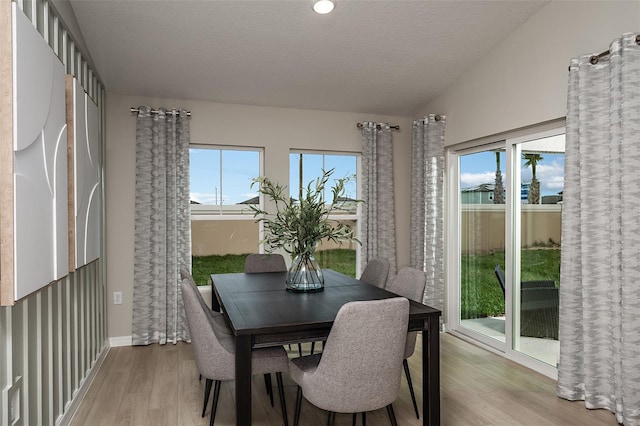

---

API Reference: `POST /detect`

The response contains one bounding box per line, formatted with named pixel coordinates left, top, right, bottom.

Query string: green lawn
left=192, top=248, right=560, bottom=320
left=461, top=249, right=560, bottom=319
left=191, top=249, right=356, bottom=286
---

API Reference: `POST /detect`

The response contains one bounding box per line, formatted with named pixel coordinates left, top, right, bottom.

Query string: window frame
left=446, top=124, right=565, bottom=380
left=189, top=144, right=264, bottom=221
left=289, top=149, right=362, bottom=275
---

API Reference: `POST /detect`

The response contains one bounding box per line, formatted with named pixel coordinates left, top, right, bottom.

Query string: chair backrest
left=386, top=267, right=426, bottom=302
left=244, top=253, right=287, bottom=273
left=385, top=267, right=427, bottom=359
left=180, top=268, right=191, bottom=281
left=181, top=279, right=235, bottom=380
left=494, top=264, right=506, bottom=296
left=302, top=297, right=409, bottom=413
left=180, top=269, right=213, bottom=314
left=359, top=258, right=390, bottom=288
left=495, top=264, right=556, bottom=296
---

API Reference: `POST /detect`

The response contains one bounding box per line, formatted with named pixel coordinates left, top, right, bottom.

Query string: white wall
left=420, top=1, right=640, bottom=146
left=105, top=94, right=412, bottom=338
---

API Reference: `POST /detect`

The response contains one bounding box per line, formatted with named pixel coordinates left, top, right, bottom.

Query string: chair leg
left=386, top=404, right=397, bottom=426
left=276, top=372, right=289, bottom=426
left=298, top=343, right=303, bottom=357
left=264, top=373, right=274, bottom=407
left=202, top=378, right=212, bottom=417
left=310, top=341, right=315, bottom=354
left=403, top=359, right=420, bottom=419
left=210, top=380, right=221, bottom=426
left=327, top=411, right=336, bottom=426
left=352, top=413, right=357, bottom=426
left=294, top=386, right=303, bottom=426
left=362, top=412, right=366, bottom=426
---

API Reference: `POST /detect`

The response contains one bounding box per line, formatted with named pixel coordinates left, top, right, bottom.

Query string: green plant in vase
left=250, top=169, right=360, bottom=292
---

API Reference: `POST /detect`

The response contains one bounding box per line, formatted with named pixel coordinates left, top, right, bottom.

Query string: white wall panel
left=72, top=77, right=101, bottom=268
left=13, top=6, right=68, bottom=300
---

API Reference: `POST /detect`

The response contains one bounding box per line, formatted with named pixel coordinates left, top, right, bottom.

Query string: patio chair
left=494, top=264, right=559, bottom=339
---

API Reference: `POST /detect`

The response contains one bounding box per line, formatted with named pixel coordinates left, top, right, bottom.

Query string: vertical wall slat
left=21, top=299, right=29, bottom=426
left=35, top=292, right=43, bottom=426
left=56, top=281, right=63, bottom=418
left=47, top=286, right=54, bottom=425
left=64, top=273, right=71, bottom=407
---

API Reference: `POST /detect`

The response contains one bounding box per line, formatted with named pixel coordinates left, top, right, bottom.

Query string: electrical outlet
left=113, top=291, right=123, bottom=305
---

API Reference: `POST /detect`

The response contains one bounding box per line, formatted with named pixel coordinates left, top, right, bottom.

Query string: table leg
left=422, top=318, right=441, bottom=425
left=236, top=334, right=252, bottom=425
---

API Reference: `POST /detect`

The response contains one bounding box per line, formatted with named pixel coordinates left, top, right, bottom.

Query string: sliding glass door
left=448, top=128, right=564, bottom=376
left=457, top=148, right=506, bottom=344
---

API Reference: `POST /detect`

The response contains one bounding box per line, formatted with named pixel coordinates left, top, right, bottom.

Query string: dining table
left=211, top=268, right=442, bottom=425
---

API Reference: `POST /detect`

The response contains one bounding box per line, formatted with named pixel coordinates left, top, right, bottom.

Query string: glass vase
left=286, top=253, right=324, bottom=292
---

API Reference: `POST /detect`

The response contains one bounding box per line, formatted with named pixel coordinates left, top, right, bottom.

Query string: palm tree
left=493, top=151, right=504, bottom=204
left=523, top=153, right=543, bottom=204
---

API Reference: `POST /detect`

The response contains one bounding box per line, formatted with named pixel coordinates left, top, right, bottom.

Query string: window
left=189, top=146, right=262, bottom=261
left=189, top=147, right=261, bottom=215
left=289, top=152, right=360, bottom=276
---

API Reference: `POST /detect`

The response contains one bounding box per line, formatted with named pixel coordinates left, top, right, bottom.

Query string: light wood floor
left=70, top=334, right=617, bottom=425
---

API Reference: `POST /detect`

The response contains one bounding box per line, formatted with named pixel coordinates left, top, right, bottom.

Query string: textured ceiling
left=68, top=0, right=548, bottom=116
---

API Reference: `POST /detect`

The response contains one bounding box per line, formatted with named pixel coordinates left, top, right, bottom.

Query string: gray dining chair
left=289, top=297, right=409, bottom=426
left=181, top=278, right=290, bottom=426
left=385, top=266, right=427, bottom=420
left=244, top=253, right=297, bottom=403
left=244, top=253, right=312, bottom=357
left=360, top=258, right=390, bottom=288
left=180, top=269, right=231, bottom=337
left=244, top=253, right=287, bottom=273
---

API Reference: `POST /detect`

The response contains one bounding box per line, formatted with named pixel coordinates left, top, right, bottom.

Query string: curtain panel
left=558, top=33, right=640, bottom=425
left=410, top=115, right=445, bottom=310
left=360, top=123, right=397, bottom=279
left=132, top=106, right=192, bottom=345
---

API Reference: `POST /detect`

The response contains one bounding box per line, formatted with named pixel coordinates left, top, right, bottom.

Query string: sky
left=460, top=151, right=565, bottom=196
left=189, top=149, right=357, bottom=205
left=190, top=141, right=565, bottom=205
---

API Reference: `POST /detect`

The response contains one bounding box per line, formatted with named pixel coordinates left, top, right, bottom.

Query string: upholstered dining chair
left=180, top=269, right=231, bottom=336
left=360, top=257, right=390, bottom=288
left=289, top=297, right=409, bottom=426
left=181, top=279, right=290, bottom=426
left=385, top=266, right=427, bottom=420
left=244, top=253, right=287, bottom=273
left=244, top=253, right=312, bottom=358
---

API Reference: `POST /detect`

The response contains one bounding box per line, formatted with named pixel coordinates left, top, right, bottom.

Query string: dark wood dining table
left=211, top=268, right=442, bottom=425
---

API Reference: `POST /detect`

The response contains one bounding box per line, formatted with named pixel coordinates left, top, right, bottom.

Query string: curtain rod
left=588, top=34, right=640, bottom=65
left=356, top=122, right=400, bottom=131
left=130, top=107, right=192, bottom=117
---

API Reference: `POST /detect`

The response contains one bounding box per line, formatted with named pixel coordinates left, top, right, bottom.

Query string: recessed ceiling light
left=313, top=0, right=335, bottom=14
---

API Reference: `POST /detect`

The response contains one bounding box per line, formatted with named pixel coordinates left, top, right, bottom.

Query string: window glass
left=289, top=152, right=359, bottom=277
left=289, top=153, right=358, bottom=215
left=189, top=147, right=260, bottom=214
left=189, top=147, right=262, bottom=282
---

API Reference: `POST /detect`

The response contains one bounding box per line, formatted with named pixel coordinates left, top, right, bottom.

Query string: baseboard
left=109, top=335, right=133, bottom=347
left=56, top=342, right=110, bottom=426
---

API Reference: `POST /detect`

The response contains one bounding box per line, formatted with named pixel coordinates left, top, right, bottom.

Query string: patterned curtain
left=558, top=33, right=640, bottom=425
left=410, top=115, right=445, bottom=310
left=132, top=106, right=191, bottom=345
left=360, top=123, right=397, bottom=279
